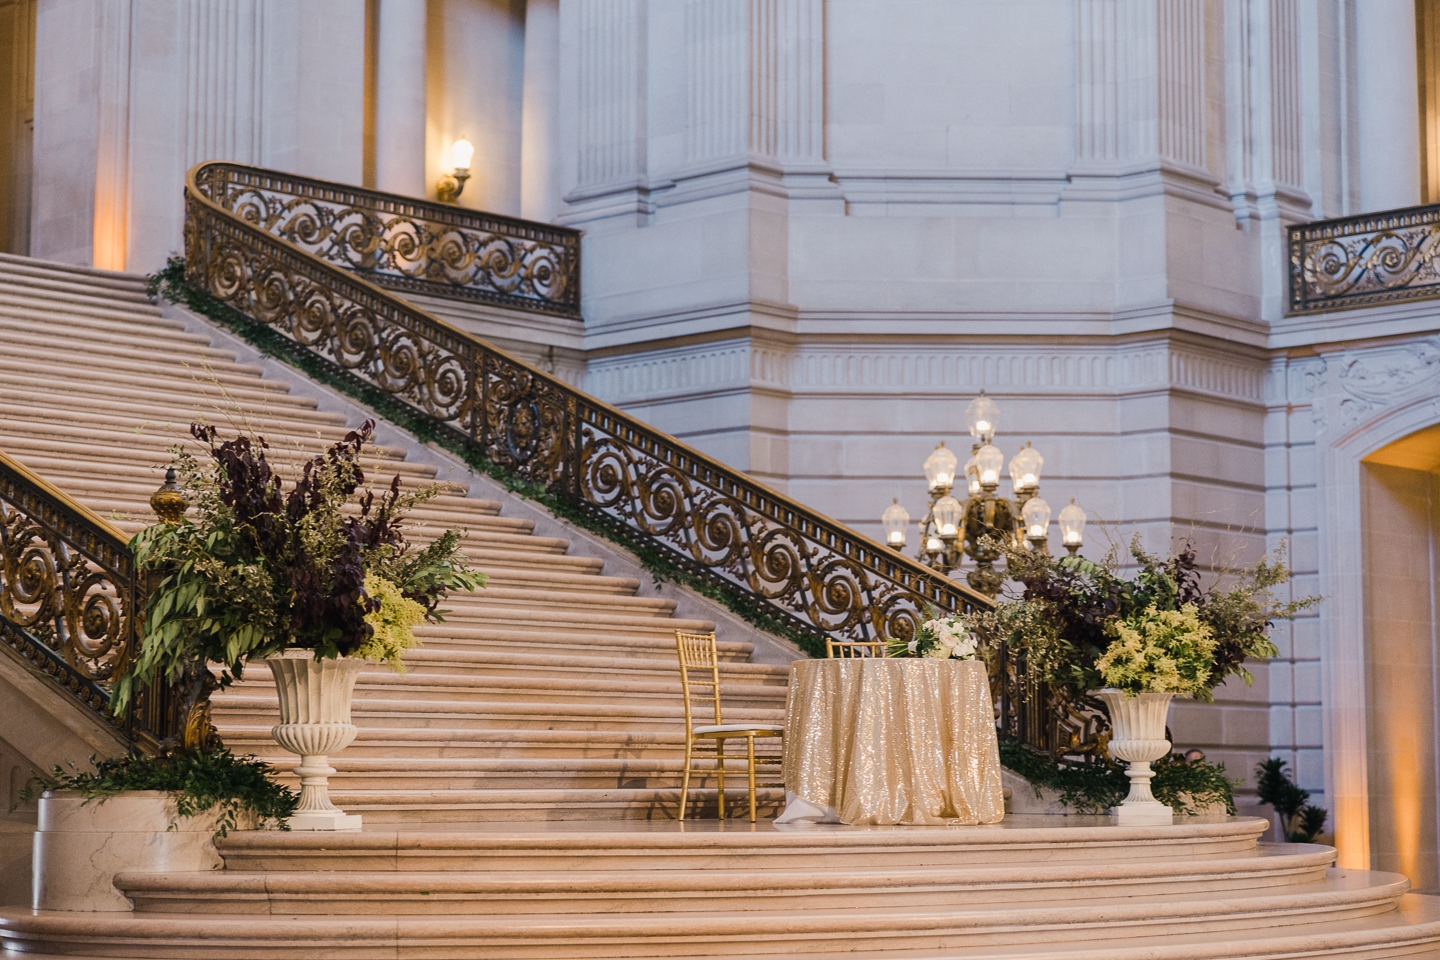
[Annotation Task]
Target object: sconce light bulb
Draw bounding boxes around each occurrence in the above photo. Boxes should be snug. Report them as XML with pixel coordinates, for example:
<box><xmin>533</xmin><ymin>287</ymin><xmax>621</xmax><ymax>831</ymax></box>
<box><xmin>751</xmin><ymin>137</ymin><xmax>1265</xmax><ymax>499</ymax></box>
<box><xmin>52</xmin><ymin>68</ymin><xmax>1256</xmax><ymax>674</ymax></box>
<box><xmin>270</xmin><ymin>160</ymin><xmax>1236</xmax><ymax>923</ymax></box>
<box><xmin>450</xmin><ymin>137</ymin><xmax>475</xmax><ymax>172</ymax></box>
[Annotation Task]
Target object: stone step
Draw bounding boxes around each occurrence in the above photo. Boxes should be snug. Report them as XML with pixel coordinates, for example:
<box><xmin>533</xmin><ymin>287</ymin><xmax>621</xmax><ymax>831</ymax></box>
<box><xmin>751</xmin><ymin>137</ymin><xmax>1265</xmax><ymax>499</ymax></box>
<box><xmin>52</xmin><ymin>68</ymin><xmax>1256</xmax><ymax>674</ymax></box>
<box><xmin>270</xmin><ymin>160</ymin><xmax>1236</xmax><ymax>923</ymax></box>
<box><xmin>0</xmin><ymin>366</ymin><xmax>321</xmax><ymax>411</ymax></box>
<box><xmin>396</xmin><ymin>646</ymin><xmax>788</xmax><ymax>681</ymax></box>
<box><xmin>0</xmin><ymin>251</ymin><xmax>153</xmax><ymax>293</ymax></box>
<box><xmin>0</xmin><ymin>283</ymin><xmax>164</xmax><ymax>314</ymax></box>
<box><xmin>243</xmin><ymin>755</ymin><xmax>779</xmax><ymax>790</ymax></box>
<box><xmin>0</xmin><ymin>316</ymin><xmax>241</xmax><ymax>362</ymax></box>
<box><xmin>1</xmin><ymin>340</ymin><xmax>277</xmax><ymax>391</ymax></box>
<box><xmin>480</xmin><ymin>566</ymin><xmax>640</xmax><ymax>595</ymax></box>
<box><xmin>115</xmin><ymin>845</ymin><xmax>1338</xmax><ymax>915</ymax></box>
<box><xmin>226</xmin><ymin>662</ymin><xmax>785</xmax><ymax>707</ymax></box>
<box><xmin>209</xmin><ymin>694</ymin><xmax>784</xmax><ymax>732</ymax></box>
<box><xmin>0</xmin><ymin>385</ymin><xmax>352</xmax><ymax>431</ymax></box>
<box><xmin>215</xmin><ymin>819</ymin><xmax>1273</xmax><ymax>872</ymax></box>
<box><xmin>0</xmin><ymin>393</ymin><xmax>351</xmax><ymax>434</ymax></box>
<box><xmin>215</xmin><ymin>726</ymin><xmax>703</xmax><ymax>759</ymax></box>
<box><xmin>0</xmin><ymin>867</ymin><xmax>1409</xmax><ymax>959</ymax></box>
<box><xmin>0</xmin><ymin>427</ymin><xmax>420</xmax><ymax>468</ymax></box>
<box><xmin>0</xmin><ymin>301</ymin><xmax>207</xmax><ymax>343</ymax></box>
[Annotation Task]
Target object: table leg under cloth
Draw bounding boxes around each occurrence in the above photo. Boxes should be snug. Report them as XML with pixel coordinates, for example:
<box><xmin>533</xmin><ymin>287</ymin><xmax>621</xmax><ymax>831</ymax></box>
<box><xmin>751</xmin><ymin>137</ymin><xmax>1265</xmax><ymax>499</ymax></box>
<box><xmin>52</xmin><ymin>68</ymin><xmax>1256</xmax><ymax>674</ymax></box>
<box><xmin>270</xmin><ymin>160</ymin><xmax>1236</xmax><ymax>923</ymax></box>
<box><xmin>777</xmin><ymin>658</ymin><xmax>1006</xmax><ymax>826</ymax></box>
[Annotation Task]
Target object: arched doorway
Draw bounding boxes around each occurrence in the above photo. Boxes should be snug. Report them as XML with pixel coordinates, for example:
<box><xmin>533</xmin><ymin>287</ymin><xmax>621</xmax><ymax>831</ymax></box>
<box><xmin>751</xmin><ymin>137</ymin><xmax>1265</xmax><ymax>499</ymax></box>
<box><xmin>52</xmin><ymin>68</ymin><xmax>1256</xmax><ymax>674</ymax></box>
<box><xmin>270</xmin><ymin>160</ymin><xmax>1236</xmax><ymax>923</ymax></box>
<box><xmin>1361</xmin><ymin>423</ymin><xmax>1440</xmax><ymax>891</ymax></box>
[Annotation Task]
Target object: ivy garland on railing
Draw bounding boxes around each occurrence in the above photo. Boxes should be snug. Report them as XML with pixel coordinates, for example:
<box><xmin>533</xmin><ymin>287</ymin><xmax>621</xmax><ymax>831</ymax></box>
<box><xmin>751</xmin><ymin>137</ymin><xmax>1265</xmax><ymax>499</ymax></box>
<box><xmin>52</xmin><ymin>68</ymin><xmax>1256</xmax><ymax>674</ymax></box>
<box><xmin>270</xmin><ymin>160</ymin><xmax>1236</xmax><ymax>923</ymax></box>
<box><xmin>150</xmin><ymin>258</ymin><xmax>1251</xmax><ymax>816</ymax></box>
<box><xmin>147</xmin><ymin>259</ymin><xmax>830</xmax><ymax>660</ymax></box>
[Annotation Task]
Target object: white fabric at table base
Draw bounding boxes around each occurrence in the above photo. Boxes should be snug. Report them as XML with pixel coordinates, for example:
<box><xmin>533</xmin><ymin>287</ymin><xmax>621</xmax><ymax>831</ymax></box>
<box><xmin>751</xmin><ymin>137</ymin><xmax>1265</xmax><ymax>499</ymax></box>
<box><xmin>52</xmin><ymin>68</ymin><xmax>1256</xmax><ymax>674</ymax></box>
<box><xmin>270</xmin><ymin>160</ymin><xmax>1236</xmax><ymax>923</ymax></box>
<box><xmin>773</xmin><ymin>790</ymin><xmax>842</xmax><ymax>824</ymax></box>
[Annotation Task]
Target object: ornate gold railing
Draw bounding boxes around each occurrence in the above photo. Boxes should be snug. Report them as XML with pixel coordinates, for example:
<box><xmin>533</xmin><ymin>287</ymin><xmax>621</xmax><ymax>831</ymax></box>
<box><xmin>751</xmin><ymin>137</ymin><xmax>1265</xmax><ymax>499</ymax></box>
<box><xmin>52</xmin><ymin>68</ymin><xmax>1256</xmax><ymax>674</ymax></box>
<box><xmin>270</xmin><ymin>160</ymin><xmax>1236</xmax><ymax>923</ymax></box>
<box><xmin>1288</xmin><ymin>202</ymin><xmax>1440</xmax><ymax>313</ymax></box>
<box><xmin>183</xmin><ymin>161</ymin><xmax>1088</xmax><ymax>756</ymax></box>
<box><xmin>191</xmin><ymin>163</ymin><xmax>580</xmax><ymax>318</ymax></box>
<box><xmin>0</xmin><ymin>450</ymin><xmax>175</xmax><ymax>751</ymax></box>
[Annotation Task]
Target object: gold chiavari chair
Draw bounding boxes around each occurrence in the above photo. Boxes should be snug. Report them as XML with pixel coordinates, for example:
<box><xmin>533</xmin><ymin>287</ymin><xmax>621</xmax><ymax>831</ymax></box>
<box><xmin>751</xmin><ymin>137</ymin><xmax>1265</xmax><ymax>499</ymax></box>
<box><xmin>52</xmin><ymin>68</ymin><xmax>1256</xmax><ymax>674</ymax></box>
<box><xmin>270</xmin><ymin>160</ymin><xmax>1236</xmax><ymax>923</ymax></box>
<box><xmin>675</xmin><ymin>630</ymin><xmax>784</xmax><ymax>822</ymax></box>
<box><xmin>825</xmin><ymin>639</ymin><xmax>888</xmax><ymax>658</ymax></box>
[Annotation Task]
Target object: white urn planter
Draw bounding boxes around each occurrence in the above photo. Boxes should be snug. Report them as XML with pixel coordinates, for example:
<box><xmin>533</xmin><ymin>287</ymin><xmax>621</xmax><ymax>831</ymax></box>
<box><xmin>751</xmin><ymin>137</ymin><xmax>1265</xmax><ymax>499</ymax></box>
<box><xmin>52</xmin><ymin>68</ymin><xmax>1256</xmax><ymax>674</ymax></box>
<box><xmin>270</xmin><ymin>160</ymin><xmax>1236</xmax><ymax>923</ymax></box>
<box><xmin>32</xmin><ymin>791</ymin><xmax>241</xmax><ymax>911</ymax></box>
<box><xmin>265</xmin><ymin>649</ymin><xmax>364</xmax><ymax>830</ymax></box>
<box><xmin>1095</xmin><ymin>689</ymin><xmax>1178</xmax><ymax>825</ymax></box>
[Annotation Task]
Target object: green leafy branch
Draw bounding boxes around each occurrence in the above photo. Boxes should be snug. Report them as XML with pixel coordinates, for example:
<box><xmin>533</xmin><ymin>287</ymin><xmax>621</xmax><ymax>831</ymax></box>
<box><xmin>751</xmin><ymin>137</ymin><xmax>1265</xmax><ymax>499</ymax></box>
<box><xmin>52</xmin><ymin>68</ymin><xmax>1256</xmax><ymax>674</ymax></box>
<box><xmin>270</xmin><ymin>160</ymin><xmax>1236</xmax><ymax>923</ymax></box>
<box><xmin>17</xmin><ymin>748</ymin><xmax>298</xmax><ymax>838</ymax></box>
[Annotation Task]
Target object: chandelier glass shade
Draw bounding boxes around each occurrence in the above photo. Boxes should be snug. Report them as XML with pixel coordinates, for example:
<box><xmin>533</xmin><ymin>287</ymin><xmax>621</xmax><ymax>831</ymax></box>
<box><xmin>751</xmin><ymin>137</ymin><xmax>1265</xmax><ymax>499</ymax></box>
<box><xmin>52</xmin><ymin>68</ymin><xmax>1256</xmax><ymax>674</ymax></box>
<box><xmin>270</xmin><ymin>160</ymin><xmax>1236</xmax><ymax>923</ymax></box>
<box><xmin>882</xmin><ymin>394</ymin><xmax>1087</xmax><ymax>596</ymax></box>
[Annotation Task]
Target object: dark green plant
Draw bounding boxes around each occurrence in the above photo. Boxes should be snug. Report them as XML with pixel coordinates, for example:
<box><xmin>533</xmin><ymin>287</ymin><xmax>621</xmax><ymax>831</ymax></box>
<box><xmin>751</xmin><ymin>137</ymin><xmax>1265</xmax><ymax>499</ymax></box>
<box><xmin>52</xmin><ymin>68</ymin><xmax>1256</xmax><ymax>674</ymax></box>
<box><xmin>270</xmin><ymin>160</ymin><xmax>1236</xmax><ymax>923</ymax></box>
<box><xmin>114</xmin><ymin>419</ymin><xmax>485</xmax><ymax>712</ymax></box>
<box><xmin>1255</xmin><ymin>757</ymin><xmax>1329</xmax><ymax>842</ymax></box>
<box><xmin>148</xmin><ymin>258</ymin><xmax>832</xmax><ymax>658</ymax></box>
<box><xmin>999</xmin><ymin>738</ymin><xmax>1238</xmax><ymax>816</ymax></box>
<box><xmin>17</xmin><ymin>747</ymin><xmax>298</xmax><ymax>837</ymax></box>
<box><xmin>986</xmin><ymin>540</ymin><xmax>1321</xmax><ymax>704</ymax></box>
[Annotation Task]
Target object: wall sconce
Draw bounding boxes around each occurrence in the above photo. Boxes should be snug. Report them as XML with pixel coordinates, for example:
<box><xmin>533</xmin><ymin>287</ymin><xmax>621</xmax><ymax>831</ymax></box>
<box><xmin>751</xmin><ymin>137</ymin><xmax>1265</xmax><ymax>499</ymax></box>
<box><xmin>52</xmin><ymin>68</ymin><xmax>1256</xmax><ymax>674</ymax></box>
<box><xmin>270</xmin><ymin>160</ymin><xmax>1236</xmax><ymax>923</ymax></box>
<box><xmin>436</xmin><ymin>137</ymin><xmax>474</xmax><ymax>203</ymax></box>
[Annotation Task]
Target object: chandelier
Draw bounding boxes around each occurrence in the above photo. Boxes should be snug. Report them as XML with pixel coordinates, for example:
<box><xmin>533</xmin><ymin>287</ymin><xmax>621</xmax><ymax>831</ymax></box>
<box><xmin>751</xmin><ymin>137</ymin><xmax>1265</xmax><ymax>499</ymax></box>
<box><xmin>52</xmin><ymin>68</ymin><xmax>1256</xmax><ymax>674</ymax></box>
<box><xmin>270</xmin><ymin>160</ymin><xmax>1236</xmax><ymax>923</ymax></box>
<box><xmin>880</xmin><ymin>392</ymin><xmax>1086</xmax><ymax>596</ymax></box>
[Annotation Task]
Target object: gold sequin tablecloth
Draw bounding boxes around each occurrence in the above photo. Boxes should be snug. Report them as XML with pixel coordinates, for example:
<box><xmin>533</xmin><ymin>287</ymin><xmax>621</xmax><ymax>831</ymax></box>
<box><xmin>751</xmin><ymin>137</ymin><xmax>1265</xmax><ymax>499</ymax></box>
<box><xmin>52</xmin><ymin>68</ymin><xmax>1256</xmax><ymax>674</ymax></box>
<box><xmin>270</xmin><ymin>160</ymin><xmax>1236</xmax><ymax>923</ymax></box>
<box><xmin>778</xmin><ymin>658</ymin><xmax>1005</xmax><ymax>826</ymax></box>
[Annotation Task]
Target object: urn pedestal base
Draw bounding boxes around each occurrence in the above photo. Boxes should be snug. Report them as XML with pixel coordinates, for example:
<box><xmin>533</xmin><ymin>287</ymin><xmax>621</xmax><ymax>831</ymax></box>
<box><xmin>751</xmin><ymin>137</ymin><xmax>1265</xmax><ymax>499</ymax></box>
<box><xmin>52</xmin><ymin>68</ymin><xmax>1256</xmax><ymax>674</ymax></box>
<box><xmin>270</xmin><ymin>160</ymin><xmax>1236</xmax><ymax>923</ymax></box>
<box><xmin>1095</xmin><ymin>689</ymin><xmax>1179</xmax><ymax>827</ymax></box>
<box><xmin>265</xmin><ymin>651</ymin><xmax>365</xmax><ymax>832</ymax></box>
<box><xmin>287</xmin><ymin>809</ymin><xmax>363</xmax><ymax>830</ymax></box>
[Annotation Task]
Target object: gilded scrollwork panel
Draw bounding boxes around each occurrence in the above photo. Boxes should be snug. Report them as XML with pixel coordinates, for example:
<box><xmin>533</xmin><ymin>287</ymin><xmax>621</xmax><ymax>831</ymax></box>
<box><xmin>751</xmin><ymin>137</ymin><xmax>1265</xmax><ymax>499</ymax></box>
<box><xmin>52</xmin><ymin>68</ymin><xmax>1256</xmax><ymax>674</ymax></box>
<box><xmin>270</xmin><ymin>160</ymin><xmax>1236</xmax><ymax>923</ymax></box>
<box><xmin>1290</xmin><ymin>207</ymin><xmax>1440</xmax><ymax>313</ymax></box>
<box><xmin>0</xmin><ymin>471</ymin><xmax>135</xmax><ymax>713</ymax></box>
<box><xmin>196</xmin><ymin>165</ymin><xmax>578</xmax><ymax>316</ymax></box>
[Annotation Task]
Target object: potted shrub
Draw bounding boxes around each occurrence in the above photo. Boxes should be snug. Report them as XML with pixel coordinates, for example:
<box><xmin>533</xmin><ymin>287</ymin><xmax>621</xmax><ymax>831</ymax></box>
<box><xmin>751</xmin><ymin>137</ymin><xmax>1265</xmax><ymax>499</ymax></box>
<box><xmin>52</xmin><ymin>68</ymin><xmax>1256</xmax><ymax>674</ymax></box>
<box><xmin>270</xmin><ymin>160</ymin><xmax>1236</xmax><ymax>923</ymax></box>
<box><xmin>985</xmin><ymin>540</ymin><xmax>1319</xmax><ymax>824</ymax></box>
<box><xmin>113</xmin><ymin>420</ymin><xmax>485</xmax><ymax>829</ymax></box>
<box><xmin>22</xmin><ymin>748</ymin><xmax>295</xmax><ymax>911</ymax></box>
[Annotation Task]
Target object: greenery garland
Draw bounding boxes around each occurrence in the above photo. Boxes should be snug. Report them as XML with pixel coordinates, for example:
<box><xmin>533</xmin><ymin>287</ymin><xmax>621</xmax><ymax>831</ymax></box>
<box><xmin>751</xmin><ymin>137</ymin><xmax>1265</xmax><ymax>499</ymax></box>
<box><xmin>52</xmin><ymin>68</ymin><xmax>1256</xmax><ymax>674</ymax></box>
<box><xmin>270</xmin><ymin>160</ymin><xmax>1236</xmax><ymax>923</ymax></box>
<box><xmin>149</xmin><ymin>261</ymin><xmax>1246</xmax><ymax>817</ymax></box>
<box><xmin>18</xmin><ymin>748</ymin><xmax>298</xmax><ymax>837</ymax></box>
<box><xmin>147</xmin><ymin>259</ymin><xmax>830</xmax><ymax>660</ymax></box>
<box><xmin>998</xmin><ymin>738</ymin><xmax>1238</xmax><ymax>816</ymax></box>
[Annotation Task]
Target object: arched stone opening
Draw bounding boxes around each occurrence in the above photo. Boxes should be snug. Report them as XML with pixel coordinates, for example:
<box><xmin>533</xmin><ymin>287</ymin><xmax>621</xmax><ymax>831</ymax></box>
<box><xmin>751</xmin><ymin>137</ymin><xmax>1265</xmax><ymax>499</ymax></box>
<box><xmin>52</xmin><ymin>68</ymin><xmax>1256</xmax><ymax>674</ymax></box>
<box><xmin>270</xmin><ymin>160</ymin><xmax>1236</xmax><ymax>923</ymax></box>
<box><xmin>1360</xmin><ymin>424</ymin><xmax>1440</xmax><ymax>891</ymax></box>
<box><xmin>1316</xmin><ymin>381</ymin><xmax>1440</xmax><ymax>877</ymax></box>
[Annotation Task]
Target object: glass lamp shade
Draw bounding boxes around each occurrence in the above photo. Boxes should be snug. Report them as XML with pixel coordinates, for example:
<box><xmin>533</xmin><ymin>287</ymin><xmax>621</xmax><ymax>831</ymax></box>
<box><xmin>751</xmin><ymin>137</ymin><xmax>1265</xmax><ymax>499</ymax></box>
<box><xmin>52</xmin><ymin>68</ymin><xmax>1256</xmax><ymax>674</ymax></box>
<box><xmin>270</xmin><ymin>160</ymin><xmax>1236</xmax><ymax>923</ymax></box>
<box><xmin>881</xmin><ymin>498</ymin><xmax>910</xmax><ymax>547</ymax></box>
<box><xmin>966</xmin><ymin>393</ymin><xmax>1000</xmax><ymax>443</ymax></box>
<box><xmin>450</xmin><ymin>137</ymin><xmax>475</xmax><ymax>171</ymax></box>
<box><xmin>1058</xmin><ymin>498</ymin><xmax>1086</xmax><ymax>546</ymax></box>
<box><xmin>1022</xmin><ymin>496</ymin><xmax>1051</xmax><ymax>539</ymax></box>
<box><xmin>964</xmin><ymin>455</ymin><xmax>981</xmax><ymax>496</ymax></box>
<box><xmin>974</xmin><ymin>444</ymin><xmax>1004</xmax><ymax>488</ymax></box>
<box><xmin>933</xmin><ymin>496</ymin><xmax>963</xmax><ymax>537</ymax></box>
<box><xmin>923</xmin><ymin>442</ymin><xmax>958</xmax><ymax>492</ymax></box>
<box><xmin>1008</xmin><ymin>442</ymin><xmax>1043</xmax><ymax>495</ymax></box>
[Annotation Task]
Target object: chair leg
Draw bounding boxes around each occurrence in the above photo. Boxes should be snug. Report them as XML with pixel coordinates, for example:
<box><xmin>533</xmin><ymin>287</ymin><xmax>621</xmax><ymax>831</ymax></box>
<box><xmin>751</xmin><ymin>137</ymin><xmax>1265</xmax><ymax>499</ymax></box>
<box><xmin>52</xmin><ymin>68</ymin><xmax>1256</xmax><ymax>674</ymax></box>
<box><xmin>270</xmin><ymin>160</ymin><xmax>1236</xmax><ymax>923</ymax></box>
<box><xmin>747</xmin><ymin>735</ymin><xmax>757</xmax><ymax>823</ymax></box>
<box><xmin>679</xmin><ymin>736</ymin><xmax>693</xmax><ymax>821</ymax></box>
<box><xmin>715</xmin><ymin>739</ymin><xmax>726</xmax><ymax>820</ymax></box>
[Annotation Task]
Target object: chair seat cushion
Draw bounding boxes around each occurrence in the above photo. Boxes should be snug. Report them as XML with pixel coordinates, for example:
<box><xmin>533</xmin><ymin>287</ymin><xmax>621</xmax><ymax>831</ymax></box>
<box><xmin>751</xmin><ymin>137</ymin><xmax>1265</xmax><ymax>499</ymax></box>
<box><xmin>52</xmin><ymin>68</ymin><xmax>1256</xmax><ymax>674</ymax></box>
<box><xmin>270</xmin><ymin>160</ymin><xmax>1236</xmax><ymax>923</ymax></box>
<box><xmin>693</xmin><ymin>723</ymin><xmax>785</xmax><ymax>735</ymax></box>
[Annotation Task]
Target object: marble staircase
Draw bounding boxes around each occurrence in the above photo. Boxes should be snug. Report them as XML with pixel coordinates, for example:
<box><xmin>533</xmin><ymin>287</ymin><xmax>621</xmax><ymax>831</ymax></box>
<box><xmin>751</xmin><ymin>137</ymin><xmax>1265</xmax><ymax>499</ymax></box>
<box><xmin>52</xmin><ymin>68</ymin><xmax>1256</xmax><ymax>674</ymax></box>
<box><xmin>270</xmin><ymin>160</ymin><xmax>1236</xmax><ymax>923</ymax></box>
<box><xmin>3</xmin><ymin>253</ymin><xmax>1440</xmax><ymax>959</ymax></box>
<box><xmin>0</xmin><ymin>252</ymin><xmax>787</xmax><ymax>823</ymax></box>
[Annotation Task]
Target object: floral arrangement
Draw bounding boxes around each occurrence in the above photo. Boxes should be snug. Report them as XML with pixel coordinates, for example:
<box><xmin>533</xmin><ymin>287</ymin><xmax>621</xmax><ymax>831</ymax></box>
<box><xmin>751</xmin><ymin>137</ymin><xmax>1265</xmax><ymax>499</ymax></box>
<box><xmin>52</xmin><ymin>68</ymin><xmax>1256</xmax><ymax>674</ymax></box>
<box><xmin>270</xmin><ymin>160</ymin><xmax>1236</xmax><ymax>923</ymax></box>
<box><xmin>888</xmin><ymin>611</ymin><xmax>980</xmax><ymax>660</ymax></box>
<box><xmin>112</xmin><ymin>420</ymin><xmax>486</xmax><ymax>711</ymax></box>
<box><xmin>983</xmin><ymin>539</ymin><xmax>1319</xmax><ymax>702</ymax></box>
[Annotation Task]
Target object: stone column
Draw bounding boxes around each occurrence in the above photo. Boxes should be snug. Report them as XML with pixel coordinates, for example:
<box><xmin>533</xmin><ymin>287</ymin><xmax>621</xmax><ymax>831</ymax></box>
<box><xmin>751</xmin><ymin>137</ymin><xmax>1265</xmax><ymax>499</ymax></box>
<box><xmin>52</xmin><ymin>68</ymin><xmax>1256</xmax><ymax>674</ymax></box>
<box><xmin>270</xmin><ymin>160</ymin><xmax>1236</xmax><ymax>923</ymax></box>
<box><xmin>374</xmin><ymin>0</ymin><xmax>427</xmax><ymax>197</ymax></box>
<box><xmin>520</xmin><ymin>0</ymin><xmax>560</xmax><ymax>222</ymax></box>
<box><xmin>1356</xmin><ymin>0</ymin><xmax>1422</xmax><ymax>212</ymax></box>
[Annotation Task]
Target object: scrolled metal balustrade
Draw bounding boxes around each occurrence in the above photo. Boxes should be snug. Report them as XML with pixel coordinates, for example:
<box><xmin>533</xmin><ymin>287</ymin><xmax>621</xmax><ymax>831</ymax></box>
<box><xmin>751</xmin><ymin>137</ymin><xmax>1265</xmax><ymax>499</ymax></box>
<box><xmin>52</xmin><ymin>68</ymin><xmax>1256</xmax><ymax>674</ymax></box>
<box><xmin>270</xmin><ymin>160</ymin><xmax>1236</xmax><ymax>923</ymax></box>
<box><xmin>1289</xmin><ymin>202</ymin><xmax>1440</xmax><ymax>314</ymax></box>
<box><xmin>184</xmin><ymin>161</ymin><xmax>1096</xmax><ymax>757</ymax></box>
<box><xmin>191</xmin><ymin>163</ymin><xmax>580</xmax><ymax>317</ymax></box>
<box><xmin>0</xmin><ymin>449</ymin><xmax>174</xmax><ymax>751</ymax></box>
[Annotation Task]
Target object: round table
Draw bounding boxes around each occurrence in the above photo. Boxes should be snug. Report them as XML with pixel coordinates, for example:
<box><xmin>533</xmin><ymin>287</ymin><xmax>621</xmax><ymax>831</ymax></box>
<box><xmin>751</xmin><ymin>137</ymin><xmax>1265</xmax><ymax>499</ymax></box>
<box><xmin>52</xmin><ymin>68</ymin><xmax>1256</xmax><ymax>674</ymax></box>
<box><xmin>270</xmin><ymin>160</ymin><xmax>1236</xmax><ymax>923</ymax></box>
<box><xmin>777</xmin><ymin>658</ymin><xmax>1005</xmax><ymax>826</ymax></box>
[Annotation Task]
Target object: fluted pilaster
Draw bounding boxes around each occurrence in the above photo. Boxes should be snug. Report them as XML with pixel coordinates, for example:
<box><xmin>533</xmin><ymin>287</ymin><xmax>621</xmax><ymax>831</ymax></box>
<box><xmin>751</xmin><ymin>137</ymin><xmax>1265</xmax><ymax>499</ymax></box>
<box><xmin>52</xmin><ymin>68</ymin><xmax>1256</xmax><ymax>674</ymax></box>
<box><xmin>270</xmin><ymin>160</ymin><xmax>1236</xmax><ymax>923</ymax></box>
<box><xmin>575</xmin><ymin>0</ymin><xmax>645</xmax><ymax>191</ymax></box>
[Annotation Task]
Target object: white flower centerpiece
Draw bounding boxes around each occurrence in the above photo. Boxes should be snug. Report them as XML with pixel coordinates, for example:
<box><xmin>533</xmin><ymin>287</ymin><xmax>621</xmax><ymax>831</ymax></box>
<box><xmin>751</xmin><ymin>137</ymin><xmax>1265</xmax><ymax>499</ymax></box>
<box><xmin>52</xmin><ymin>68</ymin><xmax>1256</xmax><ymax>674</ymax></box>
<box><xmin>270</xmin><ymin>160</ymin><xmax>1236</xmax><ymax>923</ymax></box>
<box><xmin>888</xmin><ymin>611</ymin><xmax>981</xmax><ymax>660</ymax></box>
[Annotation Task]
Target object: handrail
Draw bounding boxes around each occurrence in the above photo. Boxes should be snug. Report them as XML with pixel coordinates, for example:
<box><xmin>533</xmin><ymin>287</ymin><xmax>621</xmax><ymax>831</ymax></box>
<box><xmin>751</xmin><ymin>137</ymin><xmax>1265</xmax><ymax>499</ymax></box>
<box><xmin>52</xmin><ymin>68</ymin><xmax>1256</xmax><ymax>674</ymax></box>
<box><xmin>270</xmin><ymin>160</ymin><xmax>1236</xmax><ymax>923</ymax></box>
<box><xmin>191</xmin><ymin>164</ymin><xmax>580</xmax><ymax>317</ymax></box>
<box><xmin>1288</xmin><ymin>201</ymin><xmax>1440</xmax><ymax>314</ymax></box>
<box><xmin>183</xmin><ymin>161</ymin><xmax>1094</xmax><ymax>756</ymax></box>
<box><xmin>0</xmin><ymin>448</ymin><xmax>173</xmax><ymax>751</ymax></box>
